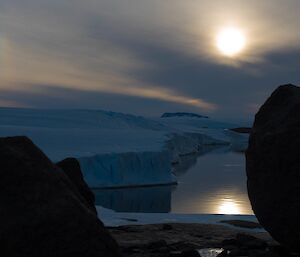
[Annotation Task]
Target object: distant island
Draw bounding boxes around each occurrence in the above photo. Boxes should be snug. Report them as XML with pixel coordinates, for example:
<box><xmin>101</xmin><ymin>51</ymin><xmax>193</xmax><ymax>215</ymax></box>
<box><xmin>161</xmin><ymin>112</ymin><xmax>209</xmax><ymax>119</ymax></box>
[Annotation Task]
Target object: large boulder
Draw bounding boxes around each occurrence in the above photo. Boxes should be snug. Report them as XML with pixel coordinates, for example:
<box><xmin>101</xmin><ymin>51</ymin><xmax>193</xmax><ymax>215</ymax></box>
<box><xmin>0</xmin><ymin>136</ymin><xmax>122</xmax><ymax>257</ymax></box>
<box><xmin>57</xmin><ymin>157</ymin><xmax>97</xmax><ymax>214</ymax></box>
<box><xmin>246</xmin><ymin>84</ymin><xmax>300</xmax><ymax>251</ymax></box>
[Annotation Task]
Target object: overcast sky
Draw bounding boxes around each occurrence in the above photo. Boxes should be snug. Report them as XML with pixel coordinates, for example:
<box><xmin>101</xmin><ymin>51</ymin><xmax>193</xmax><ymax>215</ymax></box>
<box><xmin>0</xmin><ymin>0</ymin><xmax>300</xmax><ymax>120</ymax></box>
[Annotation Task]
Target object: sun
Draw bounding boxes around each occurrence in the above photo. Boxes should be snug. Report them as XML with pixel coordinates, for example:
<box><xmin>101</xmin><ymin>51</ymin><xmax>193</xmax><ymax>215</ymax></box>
<box><xmin>216</xmin><ymin>27</ymin><xmax>246</xmax><ymax>57</ymax></box>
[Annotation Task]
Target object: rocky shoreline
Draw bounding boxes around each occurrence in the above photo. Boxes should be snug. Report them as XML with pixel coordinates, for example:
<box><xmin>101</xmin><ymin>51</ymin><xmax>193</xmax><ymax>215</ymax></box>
<box><xmin>108</xmin><ymin>223</ymin><xmax>294</xmax><ymax>257</ymax></box>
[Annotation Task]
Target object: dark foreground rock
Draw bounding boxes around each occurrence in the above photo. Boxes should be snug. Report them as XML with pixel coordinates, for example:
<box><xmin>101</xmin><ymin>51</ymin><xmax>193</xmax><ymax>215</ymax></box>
<box><xmin>246</xmin><ymin>84</ymin><xmax>300</xmax><ymax>252</ymax></box>
<box><xmin>57</xmin><ymin>157</ymin><xmax>97</xmax><ymax>214</ymax></box>
<box><xmin>0</xmin><ymin>136</ymin><xmax>121</xmax><ymax>257</ymax></box>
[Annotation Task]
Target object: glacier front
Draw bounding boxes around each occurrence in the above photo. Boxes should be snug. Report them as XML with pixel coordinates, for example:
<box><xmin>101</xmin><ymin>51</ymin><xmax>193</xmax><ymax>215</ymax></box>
<box><xmin>79</xmin><ymin>151</ymin><xmax>176</xmax><ymax>188</ymax></box>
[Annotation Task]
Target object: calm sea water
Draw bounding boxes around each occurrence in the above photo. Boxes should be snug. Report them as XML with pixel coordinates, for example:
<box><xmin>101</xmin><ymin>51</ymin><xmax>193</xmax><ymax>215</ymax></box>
<box><xmin>93</xmin><ymin>146</ymin><xmax>253</xmax><ymax>215</ymax></box>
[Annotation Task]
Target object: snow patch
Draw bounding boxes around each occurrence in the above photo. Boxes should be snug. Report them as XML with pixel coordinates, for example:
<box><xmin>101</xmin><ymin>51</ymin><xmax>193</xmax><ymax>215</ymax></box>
<box><xmin>97</xmin><ymin>206</ymin><xmax>260</xmax><ymax>230</ymax></box>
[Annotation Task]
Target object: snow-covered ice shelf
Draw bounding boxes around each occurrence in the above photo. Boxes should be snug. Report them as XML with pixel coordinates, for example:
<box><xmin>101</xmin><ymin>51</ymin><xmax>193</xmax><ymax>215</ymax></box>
<box><xmin>0</xmin><ymin>108</ymin><xmax>247</xmax><ymax>188</ymax></box>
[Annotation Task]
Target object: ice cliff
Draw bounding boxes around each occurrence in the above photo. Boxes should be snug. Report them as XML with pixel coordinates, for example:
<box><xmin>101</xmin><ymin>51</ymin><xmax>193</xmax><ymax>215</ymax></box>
<box><xmin>79</xmin><ymin>151</ymin><xmax>175</xmax><ymax>188</ymax></box>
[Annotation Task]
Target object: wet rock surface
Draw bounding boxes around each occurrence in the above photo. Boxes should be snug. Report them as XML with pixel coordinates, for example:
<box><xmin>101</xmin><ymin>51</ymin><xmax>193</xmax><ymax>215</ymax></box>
<box><xmin>220</xmin><ymin>220</ymin><xmax>262</xmax><ymax>229</ymax></box>
<box><xmin>246</xmin><ymin>84</ymin><xmax>300</xmax><ymax>252</ymax></box>
<box><xmin>0</xmin><ymin>136</ymin><xmax>121</xmax><ymax>257</ymax></box>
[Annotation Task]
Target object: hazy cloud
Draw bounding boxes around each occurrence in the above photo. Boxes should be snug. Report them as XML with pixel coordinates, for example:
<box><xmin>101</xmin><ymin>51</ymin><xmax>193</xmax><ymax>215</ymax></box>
<box><xmin>0</xmin><ymin>0</ymin><xmax>300</xmax><ymax>119</ymax></box>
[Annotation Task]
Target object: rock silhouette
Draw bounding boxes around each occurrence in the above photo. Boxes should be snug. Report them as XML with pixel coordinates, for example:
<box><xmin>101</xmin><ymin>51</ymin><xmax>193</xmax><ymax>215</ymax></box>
<box><xmin>0</xmin><ymin>136</ymin><xmax>122</xmax><ymax>257</ymax></box>
<box><xmin>57</xmin><ymin>157</ymin><xmax>97</xmax><ymax>214</ymax></box>
<box><xmin>246</xmin><ymin>84</ymin><xmax>300</xmax><ymax>252</ymax></box>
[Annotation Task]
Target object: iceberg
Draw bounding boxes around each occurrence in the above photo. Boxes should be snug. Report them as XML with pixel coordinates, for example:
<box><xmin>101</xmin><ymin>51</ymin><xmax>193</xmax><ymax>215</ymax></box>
<box><xmin>223</xmin><ymin>129</ymin><xmax>249</xmax><ymax>152</ymax></box>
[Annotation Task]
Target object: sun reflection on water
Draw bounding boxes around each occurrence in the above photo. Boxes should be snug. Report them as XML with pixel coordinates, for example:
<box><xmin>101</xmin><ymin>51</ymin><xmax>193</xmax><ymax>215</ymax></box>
<box><xmin>217</xmin><ymin>198</ymin><xmax>241</xmax><ymax>215</ymax></box>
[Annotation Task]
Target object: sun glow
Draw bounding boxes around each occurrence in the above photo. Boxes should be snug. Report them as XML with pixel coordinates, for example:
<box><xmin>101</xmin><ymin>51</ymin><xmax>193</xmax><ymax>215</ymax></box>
<box><xmin>216</xmin><ymin>27</ymin><xmax>246</xmax><ymax>57</ymax></box>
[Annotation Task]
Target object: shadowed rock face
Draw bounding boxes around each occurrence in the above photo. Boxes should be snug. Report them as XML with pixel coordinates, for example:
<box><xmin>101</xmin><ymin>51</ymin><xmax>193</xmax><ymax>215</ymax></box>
<box><xmin>246</xmin><ymin>84</ymin><xmax>300</xmax><ymax>252</ymax></box>
<box><xmin>57</xmin><ymin>157</ymin><xmax>97</xmax><ymax>214</ymax></box>
<box><xmin>0</xmin><ymin>136</ymin><xmax>122</xmax><ymax>257</ymax></box>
